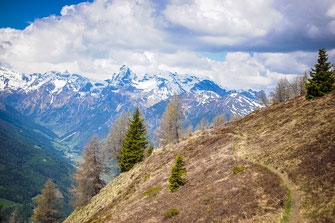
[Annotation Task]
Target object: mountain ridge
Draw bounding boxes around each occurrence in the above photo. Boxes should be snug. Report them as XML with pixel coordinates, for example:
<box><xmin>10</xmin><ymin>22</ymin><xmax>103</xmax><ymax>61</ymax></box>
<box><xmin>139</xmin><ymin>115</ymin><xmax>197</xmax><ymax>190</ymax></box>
<box><xmin>0</xmin><ymin>66</ymin><xmax>262</xmax><ymax>158</ymax></box>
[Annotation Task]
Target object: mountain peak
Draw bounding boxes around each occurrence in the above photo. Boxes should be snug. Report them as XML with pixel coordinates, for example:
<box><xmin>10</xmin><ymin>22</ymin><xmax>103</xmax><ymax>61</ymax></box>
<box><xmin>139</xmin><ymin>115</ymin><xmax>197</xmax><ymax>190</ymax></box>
<box><xmin>110</xmin><ymin>65</ymin><xmax>137</xmax><ymax>87</ymax></box>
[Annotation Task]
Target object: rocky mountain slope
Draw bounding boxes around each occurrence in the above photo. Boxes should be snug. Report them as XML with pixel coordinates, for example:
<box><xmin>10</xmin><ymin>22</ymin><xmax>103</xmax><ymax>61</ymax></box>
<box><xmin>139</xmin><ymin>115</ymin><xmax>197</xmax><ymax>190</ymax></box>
<box><xmin>0</xmin><ymin>66</ymin><xmax>261</xmax><ymax>157</ymax></box>
<box><xmin>64</xmin><ymin>90</ymin><xmax>335</xmax><ymax>223</ymax></box>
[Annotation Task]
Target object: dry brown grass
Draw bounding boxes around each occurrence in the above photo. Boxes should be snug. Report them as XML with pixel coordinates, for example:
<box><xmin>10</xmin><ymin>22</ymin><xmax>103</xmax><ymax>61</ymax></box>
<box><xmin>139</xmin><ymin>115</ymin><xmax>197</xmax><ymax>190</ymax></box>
<box><xmin>65</xmin><ymin>91</ymin><xmax>335</xmax><ymax>223</ymax></box>
<box><xmin>234</xmin><ymin>91</ymin><xmax>335</xmax><ymax>222</ymax></box>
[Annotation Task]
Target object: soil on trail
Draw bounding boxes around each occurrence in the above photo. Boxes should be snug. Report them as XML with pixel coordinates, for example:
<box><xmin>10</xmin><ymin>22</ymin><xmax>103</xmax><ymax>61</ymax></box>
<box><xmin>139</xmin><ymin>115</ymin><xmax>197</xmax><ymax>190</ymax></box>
<box><xmin>235</xmin><ymin>135</ymin><xmax>303</xmax><ymax>223</ymax></box>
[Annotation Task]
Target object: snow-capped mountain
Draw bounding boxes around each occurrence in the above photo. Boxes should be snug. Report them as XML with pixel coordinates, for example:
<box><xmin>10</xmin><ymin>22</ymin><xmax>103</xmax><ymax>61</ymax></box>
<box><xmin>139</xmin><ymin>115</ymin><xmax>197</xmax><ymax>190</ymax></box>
<box><xmin>0</xmin><ymin>65</ymin><xmax>261</xmax><ymax>157</ymax></box>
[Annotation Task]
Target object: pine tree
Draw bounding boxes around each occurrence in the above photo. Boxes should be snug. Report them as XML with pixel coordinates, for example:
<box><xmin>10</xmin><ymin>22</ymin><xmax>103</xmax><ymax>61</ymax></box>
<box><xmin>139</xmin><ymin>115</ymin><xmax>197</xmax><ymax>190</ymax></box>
<box><xmin>155</xmin><ymin>95</ymin><xmax>184</xmax><ymax>147</ymax></box>
<box><xmin>306</xmin><ymin>48</ymin><xmax>334</xmax><ymax>99</ymax></box>
<box><xmin>70</xmin><ymin>135</ymin><xmax>106</xmax><ymax>207</ymax></box>
<box><xmin>32</xmin><ymin>178</ymin><xmax>63</xmax><ymax>223</ymax></box>
<box><xmin>119</xmin><ymin>107</ymin><xmax>148</xmax><ymax>172</ymax></box>
<box><xmin>169</xmin><ymin>153</ymin><xmax>187</xmax><ymax>192</ymax></box>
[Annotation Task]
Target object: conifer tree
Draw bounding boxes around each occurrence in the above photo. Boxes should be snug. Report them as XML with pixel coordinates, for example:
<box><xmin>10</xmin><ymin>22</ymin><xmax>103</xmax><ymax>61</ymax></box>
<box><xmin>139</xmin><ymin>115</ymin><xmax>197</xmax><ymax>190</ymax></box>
<box><xmin>105</xmin><ymin>111</ymin><xmax>131</xmax><ymax>165</ymax></box>
<box><xmin>156</xmin><ymin>95</ymin><xmax>184</xmax><ymax>147</ymax></box>
<box><xmin>306</xmin><ymin>48</ymin><xmax>334</xmax><ymax>99</ymax></box>
<box><xmin>32</xmin><ymin>178</ymin><xmax>63</xmax><ymax>223</ymax></box>
<box><xmin>169</xmin><ymin>153</ymin><xmax>187</xmax><ymax>192</ymax></box>
<box><xmin>119</xmin><ymin>107</ymin><xmax>148</xmax><ymax>172</ymax></box>
<box><xmin>70</xmin><ymin>135</ymin><xmax>106</xmax><ymax>207</ymax></box>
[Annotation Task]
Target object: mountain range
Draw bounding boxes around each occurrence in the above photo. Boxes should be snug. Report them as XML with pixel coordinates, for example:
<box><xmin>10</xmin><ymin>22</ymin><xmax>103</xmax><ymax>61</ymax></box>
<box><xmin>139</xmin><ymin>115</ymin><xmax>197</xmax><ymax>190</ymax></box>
<box><xmin>0</xmin><ymin>65</ymin><xmax>261</xmax><ymax>158</ymax></box>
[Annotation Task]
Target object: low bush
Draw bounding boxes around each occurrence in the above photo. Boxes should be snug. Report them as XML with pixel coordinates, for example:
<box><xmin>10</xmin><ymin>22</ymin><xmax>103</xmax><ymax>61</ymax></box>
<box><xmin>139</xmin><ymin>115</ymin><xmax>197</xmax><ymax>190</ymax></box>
<box><xmin>163</xmin><ymin>208</ymin><xmax>179</xmax><ymax>219</ymax></box>
<box><xmin>141</xmin><ymin>186</ymin><xmax>161</xmax><ymax>198</ymax></box>
<box><xmin>233</xmin><ymin>166</ymin><xmax>245</xmax><ymax>174</ymax></box>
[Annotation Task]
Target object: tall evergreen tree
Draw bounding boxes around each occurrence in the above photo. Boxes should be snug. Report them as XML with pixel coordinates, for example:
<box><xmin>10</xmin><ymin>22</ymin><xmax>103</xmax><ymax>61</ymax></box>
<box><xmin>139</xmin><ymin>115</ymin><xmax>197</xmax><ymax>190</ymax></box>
<box><xmin>70</xmin><ymin>135</ymin><xmax>106</xmax><ymax>207</ymax></box>
<box><xmin>119</xmin><ymin>107</ymin><xmax>148</xmax><ymax>172</ymax></box>
<box><xmin>32</xmin><ymin>178</ymin><xmax>63</xmax><ymax>223</ymax></box>
<box><xmin>306</xmin><ymin>48</ymin><xmax>334</xmax><ymax>99</ymax></box>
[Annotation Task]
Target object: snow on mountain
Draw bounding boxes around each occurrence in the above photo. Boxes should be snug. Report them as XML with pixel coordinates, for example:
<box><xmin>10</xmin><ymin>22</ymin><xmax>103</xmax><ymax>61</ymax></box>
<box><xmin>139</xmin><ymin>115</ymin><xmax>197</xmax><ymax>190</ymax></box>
<box><xmin>0</xmin><ymin>65</ymin><xmax>262</xmax><ymax>156</ymax></box>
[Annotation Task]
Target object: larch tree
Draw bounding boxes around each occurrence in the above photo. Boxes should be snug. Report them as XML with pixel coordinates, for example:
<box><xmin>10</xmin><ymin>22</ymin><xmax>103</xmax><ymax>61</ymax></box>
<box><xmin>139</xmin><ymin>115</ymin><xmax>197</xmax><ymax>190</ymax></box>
<box><xmin>32</xmin><ymin>178</ymin><xmax>63</xmax><ymax>223</ymax></box>
<box><xmin>118</xmin><ymin>107</ymin><xmax>148</xmax><ymax>172</ymax></box>
<box><xmin>105</xmin><ymin>111</ymin><xmax>131</xmax><ymax>166</ymax></box>
<box><xmin>212</xmin><ymin>114</ymin><xmax>226</xmax><ymax>127</ymax></box>
<box><xmin>8</xmin><ymin>207</ymin><xmax>20</xmax><ymax>223</ymax></box>
<box><xmin>184</xmin><ymin>125</ymin><xmax>193</xmax><ymax>138</ymax></box>
<box><xmin>271</xmin><ymin>78</ymin><xmax>290</xmax><ymax>103</ymax></box>
<box><xmin>70</xmin><ymin>135</ymin><xmax>106</xmax><ymax>207</ymax></box>
<box><xmin>195</xmin><ymin>117</ymin><xmax>209</xmax><ymax>131</ymax></box>
<box><xmin>156</xmin><ymin>95</ymin><xmax>184</xmax><ymax>147</ymax></box>
<box><xmin>258</xmin><ymin>90</ymin><xmax>269</xmax><ymax>107</ymax></box>
<box><xmin>298</xmin><ymin>72</ymin><xmax>309</xmax><ymax>95</ymax></box>
<box><xmin>306</xmin><ymin>48</ymin><xmax>334</xmax><ymax>99</ymax></box>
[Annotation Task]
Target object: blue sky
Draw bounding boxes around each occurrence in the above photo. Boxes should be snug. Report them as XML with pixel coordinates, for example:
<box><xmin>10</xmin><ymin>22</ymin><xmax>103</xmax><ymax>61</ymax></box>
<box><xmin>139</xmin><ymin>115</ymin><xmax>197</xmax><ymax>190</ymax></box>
<box><xmin>0</xmin><ymin>0</ymin><xmax>92</xmax><ymax>29</ymax></box>
<box><xmin>0</xmin><ymin>0</ymin><xmax>335</xmax><ymax>90</ymax></box>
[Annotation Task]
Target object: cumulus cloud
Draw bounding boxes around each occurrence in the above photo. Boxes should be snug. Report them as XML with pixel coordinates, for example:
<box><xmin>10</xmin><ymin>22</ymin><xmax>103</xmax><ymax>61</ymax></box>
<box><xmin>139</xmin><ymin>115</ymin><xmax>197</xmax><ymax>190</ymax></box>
<box><xmin>0</xmin><ymin>0</ymin><xmax>334</xmax><ymax>90</ymax></box>
<box><xmin>163</xmin><ymin>0</ymin><xmax>282</xmax><ymax>42</ymax></box>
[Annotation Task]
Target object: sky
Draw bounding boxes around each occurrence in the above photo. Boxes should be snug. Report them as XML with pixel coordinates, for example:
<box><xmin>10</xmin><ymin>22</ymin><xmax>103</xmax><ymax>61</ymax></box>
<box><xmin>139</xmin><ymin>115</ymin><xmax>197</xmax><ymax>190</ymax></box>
<box><xmin>0</xmin><ymin>0</ymin><xmax>335</xmax><ymax>90</ymax></box>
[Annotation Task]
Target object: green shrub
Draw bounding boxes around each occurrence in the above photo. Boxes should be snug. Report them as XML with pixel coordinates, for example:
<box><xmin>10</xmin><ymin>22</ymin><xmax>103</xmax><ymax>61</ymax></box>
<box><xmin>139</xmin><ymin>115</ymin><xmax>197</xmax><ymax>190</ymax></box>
<box><xmin>169</xmin><ymin>153</ymin><xmax>187</xmax><ymax>192</ymax></box>
<box><xmin>233</xmin><ymin>166</ymin><xmax>245</xmax><ymax>174</ymax></box>
<box><xmin>145</xmin><ymin>145</ymin><xmax>154</xmax><ymax>158</ymax></box>
<box><xmin>251</xmin><ymin>109</ymin><xmax>259</xmax><ymax>114</ymax></box>
<box><xmin>272</xmin><ymin>102</ymin><xmax>279</xmax><ymax>106</ymax></box>
<box><xmin>163</xmin><ymin>208</ymin><xmax>179</xmax><ymax>219</ymax></box>
<box><xmin>141</xmin><ymin>186</ymin><xmax>161</xmax><ymax>198</ymax></box>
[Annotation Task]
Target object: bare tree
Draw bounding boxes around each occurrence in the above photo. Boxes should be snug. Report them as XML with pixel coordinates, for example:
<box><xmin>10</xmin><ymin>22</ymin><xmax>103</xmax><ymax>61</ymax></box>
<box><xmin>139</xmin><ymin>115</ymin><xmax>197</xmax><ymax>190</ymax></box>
<box><xmin>8</xmin><ymin>207</ymin><xmax>20</xmax><ymax>223</ymax></box>
<box><xmin>288</xmin><ymin>76</ymin><xmax>300</xmax><ymax>98</ymax></box>
<box><xmin>258</xmin><ymin>90</ymin><xmax>269</xmax><ymax>107</ymax></box>
<box><xmin>184</xmin><ymin>125</ymin><xmax>193</xmax><ymax>138</ymax></box>
<box><xmin>212</xmin><ymin>114</ymin><xmax>226</xmax><ymax>127</ymax></box>
<box><xmin>195</xmin><ymin>118</ymin><xmax>209</xmax><ymax>131</ymax></box>
<box><xmin>155</xmin><ymin>95</ymin><xmax>184</xmax><ymax>147</ymax></box>
<box><xmin>70</xmin><ymin>135</ymin><xmax>106</xmax><ymax>207</ymax></box>
<box><xmin>230</xmin><ymin>113</ymin><xmax>242</xmax><ymax>121</ymax></box>
<box><xmin>271</xmin><ymin>78</ymin><xmax>290</xmax><ymax>103</ymax></box>
<box><xmin>298</xmin><ymin>72</ymin><xmax>308</xmax><ymax>95</ymax></box>
<box><xmin>32</xmin><ymin>179</ymin><xmax>63</xmax><ymax>223</ymax></box>
<box><xmin>104</xmin><ymin>111</ymin><xmax>131</xmax><ymax>165</ymax></box>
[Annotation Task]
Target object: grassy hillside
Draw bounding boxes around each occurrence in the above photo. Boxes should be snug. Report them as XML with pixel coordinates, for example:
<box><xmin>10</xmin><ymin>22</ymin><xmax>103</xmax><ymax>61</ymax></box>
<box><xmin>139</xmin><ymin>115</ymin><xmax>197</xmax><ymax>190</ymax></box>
<box><xmin>0</xmin><ymin>104</ymin><xmax>74</xmax><ymax>221</ymax></box>
<box><xmin>64</xmin><ymin>91</ymin><xmax>334</xmax><ymax>223</ymax></box>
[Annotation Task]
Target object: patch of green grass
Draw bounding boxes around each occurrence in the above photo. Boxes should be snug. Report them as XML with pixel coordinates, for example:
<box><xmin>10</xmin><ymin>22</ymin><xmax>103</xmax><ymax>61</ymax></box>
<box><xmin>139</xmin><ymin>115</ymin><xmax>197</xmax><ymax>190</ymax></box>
<box><xmin>163</xmin><ymin>208</ymin><xmax>179</xmax><ymax>219</ymax></box>
<box><xmin>117</xmin><ymin>190</ymin><xmax>122</xmax><ymax>195</ymax></box>
<box><xmin>280</xmin><ymin>185</ymin><xmax>292</xmax><ymax>223</ymax></box>
<box><xmin>251</xmin><ymin>109</ymin><xmax>259</xmax><ymax>114</ymax></box>
<box><xmin>141</xmin><ymin>185</ymin><xmax>161</xmax><ymax>198</ymax></box>
<box><xmin>233</xmin><ymin>166</ymin><xmax>245</xmax><ymax>174</ymax></box>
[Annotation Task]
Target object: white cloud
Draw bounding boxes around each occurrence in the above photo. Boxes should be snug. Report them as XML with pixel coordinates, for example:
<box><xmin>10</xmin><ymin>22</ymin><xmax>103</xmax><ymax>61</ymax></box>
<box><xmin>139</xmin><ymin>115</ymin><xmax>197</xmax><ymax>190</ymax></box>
<box><xmin>0</xmin><ymin>0</ymin><xmax>334</xmax><ymax>91</ymax></box>
<box><xmin>163</xmin><ymin>0</ymin><xmax>282</xmax><ymax>43</ymax></box>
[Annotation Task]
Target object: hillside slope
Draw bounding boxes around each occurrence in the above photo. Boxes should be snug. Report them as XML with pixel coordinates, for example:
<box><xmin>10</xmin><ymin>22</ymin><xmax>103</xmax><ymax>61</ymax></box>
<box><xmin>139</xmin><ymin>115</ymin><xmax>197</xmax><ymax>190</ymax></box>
<box><xmin>0</xmin><ymin>104</ymin><xmax>74</xmax><ymax>221</ymax></box>
<box><xmin>65</xmin><ymin>91</ymin><xmax>335</xmax><ymax>223</ymax></box>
